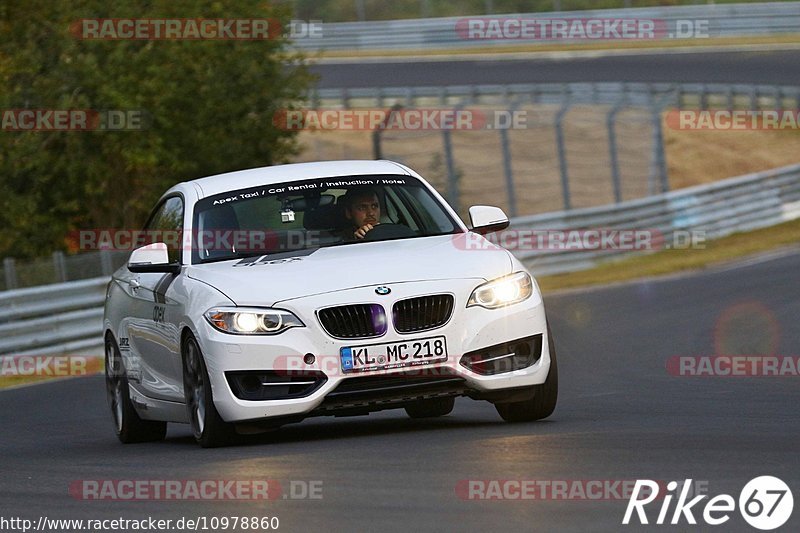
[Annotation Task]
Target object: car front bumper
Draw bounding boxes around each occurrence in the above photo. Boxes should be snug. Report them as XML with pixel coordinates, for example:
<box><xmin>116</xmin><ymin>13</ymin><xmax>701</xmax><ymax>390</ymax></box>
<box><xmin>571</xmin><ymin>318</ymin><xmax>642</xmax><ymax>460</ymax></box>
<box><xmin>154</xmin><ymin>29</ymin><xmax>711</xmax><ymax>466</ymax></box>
<box><xmin>197</xmin><ymin>279</ymin><xmax>551</xmax><ymax>423</ymax></box>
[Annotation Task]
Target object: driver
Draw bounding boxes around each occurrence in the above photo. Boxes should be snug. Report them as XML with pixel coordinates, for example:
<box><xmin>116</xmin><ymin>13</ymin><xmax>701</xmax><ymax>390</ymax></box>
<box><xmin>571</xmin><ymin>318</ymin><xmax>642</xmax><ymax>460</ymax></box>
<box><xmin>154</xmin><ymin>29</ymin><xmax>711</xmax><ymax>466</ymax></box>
<box><xmin>341</xmin><ymin>187</ymin><xmax>381</xmax><ymax>240</ymax></box>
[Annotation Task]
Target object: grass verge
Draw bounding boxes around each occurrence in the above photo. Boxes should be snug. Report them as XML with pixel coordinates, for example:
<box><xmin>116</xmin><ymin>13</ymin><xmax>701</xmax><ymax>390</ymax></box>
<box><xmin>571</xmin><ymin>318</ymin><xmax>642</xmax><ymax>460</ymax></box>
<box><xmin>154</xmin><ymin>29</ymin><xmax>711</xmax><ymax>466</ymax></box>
<box><xmin>0</xmin><ymin>356</ymin><xmax>104</xmax><ymax>390</ymax></box>
<box><xmin>537</xmin><ymin>217</ymin><xmax>800</xmax><ymax>292</ymax></box>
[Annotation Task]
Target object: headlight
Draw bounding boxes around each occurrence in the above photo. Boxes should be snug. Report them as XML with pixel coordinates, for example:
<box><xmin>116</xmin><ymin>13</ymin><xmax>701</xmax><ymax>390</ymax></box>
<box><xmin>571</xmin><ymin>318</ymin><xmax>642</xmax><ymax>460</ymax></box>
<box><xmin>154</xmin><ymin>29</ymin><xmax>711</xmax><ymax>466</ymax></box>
<box><xmin>204</xmin><ymin>307</ymin><xmax>304</xmax><ymax>335</ymax></box>
<box><xmin>467</xmin><ymin>272</ymin><xmax>533</xmax><ymax>309</ymax></box>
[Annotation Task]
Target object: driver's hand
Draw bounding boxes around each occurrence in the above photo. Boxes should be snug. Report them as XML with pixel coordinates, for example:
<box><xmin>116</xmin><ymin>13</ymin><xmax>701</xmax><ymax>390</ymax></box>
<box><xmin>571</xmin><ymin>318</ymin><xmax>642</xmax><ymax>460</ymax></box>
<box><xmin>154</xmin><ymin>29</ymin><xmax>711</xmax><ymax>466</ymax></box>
<box><xmin>354</xmin><ymin>223</ymin><xmax>375</xmax><ymax>239</ymax></box>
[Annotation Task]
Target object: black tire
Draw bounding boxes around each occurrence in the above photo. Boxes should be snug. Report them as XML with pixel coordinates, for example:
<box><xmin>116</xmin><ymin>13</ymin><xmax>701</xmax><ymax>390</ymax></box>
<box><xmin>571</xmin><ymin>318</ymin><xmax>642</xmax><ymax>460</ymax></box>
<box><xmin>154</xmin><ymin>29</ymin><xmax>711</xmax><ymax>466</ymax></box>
<box><xmin>182</xmin><ymin>334</ymin><xmax>237</xmax><ymax>448</ymax></box>
<box><xmin>405</xmin><ymin>396</ymin><xmax>456</xmax><ymax>419</ymax></box>
<box><xmin>105</xmin><ymin>335</ymin><xmax>167</xmax><ymax>443</ymax></box>
<box><xmin>494</xmin><ymin>323</ymin><xmax>559</xmax><ymax>423</ymax></box>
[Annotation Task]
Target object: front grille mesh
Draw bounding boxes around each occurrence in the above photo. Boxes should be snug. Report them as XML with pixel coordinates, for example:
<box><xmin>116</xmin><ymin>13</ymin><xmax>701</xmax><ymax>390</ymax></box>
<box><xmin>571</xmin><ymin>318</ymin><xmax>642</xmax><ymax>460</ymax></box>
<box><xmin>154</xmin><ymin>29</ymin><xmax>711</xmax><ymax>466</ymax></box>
<box><xmin>318</xmin><ymin>304</ymin><xmax>387</xmax><ymax>338</ymax></box>
<box><xmin>393</xmin><ymin>294</ymin><xmax>454</xmax><ymax>333</ymax></box>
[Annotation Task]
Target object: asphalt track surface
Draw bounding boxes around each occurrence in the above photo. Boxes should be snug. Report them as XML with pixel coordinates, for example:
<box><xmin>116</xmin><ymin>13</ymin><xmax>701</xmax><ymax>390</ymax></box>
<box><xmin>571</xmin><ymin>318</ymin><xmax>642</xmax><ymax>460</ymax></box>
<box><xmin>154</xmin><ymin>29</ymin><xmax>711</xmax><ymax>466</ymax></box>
<box><xmin>311</xmin><ymin>49</ymin><xmax>800</xmax><ymax>88</ymax></box>
<box><xmin>2</xmin><ymin>249</ymin><xmax>798</xmax><ymax>532</ymax></box>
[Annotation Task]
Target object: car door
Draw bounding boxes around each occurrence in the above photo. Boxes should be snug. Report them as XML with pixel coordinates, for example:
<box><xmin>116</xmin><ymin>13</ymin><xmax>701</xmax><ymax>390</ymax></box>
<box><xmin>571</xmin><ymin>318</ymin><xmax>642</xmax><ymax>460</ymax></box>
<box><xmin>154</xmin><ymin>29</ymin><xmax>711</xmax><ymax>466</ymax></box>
<box><xmin>125</xmin><ymin>195</ymin><xmax>186</xmax><ymax>402</ymax></box>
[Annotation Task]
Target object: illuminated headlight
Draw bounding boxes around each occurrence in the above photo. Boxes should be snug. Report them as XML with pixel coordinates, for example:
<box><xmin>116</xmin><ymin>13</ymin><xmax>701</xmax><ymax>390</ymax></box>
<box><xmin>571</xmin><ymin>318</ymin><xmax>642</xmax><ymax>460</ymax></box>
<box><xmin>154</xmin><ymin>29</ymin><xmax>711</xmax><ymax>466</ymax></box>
<box><xmin>467</xmin><ymin>272</ymin><xmax>533</xmax><ymax>309</ymax></box>
<box><xmin>204</xmin><ymin>307</ymin><xmax>304</xmax><ymax>335</ymax></box>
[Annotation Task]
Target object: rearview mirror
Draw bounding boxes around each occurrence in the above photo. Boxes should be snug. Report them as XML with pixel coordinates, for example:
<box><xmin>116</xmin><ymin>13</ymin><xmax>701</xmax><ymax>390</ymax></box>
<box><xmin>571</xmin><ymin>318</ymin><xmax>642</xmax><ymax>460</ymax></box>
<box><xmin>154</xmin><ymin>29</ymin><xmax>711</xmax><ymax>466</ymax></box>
<box><xmin>468</xmin><ymin>205</ymin><xmax>510</xmax><ymax>235</ymax></box>
<box><xmin>128</xmin><ymin>243</ymin><xmax>181</xmax><ymax>274</ymax></box>
<box><xmin>287</xmin><ymin>193</ymin><xmax>335</xmax><ymax>212</ymax></box>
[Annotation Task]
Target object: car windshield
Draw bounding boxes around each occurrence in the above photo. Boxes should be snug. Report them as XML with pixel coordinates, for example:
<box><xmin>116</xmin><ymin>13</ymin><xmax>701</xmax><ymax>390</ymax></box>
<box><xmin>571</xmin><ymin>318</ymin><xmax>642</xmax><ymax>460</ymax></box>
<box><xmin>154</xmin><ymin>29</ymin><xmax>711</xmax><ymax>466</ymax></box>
<box><xmin>191</xmin><ymin>174</ymin><xmax>462</xmax><ymax>264</ymax></box>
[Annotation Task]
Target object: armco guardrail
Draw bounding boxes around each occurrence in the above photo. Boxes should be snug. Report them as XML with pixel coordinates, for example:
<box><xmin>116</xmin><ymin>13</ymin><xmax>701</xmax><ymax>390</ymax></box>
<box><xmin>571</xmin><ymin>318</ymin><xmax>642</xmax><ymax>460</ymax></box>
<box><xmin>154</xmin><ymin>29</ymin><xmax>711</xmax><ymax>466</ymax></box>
<box><xmin>1</xmin><ymin>163</ymin><xmax>799</xmax><ymax>355</ymax></box>
<box><xmin>293</xmin><ymin>2</ymin><xmax>800</xmax><ymax>52</ymax></box>
<box><xmin>312</xmin><ymin>82</ymin><xmax>800</xmax><ymax>110</ymax></box>
<box><xmin>515</xmin><ymin>163</ymin><xmax>800</xmax><ymax>276</ymax></box>
<box><xmin>0</xmin><ymin>277</ymin><xmax>107</xmax><ymax>356</ymax></box>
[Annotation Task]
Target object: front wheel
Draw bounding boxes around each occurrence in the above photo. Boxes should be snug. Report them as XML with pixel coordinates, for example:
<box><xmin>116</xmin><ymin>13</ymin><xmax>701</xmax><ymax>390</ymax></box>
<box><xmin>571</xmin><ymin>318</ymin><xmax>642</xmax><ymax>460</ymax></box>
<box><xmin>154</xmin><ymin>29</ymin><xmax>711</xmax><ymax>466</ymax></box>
<box><xmin>105</xmin><ymin>336</ymin><xmax>167</xmax><ymax>443</ymax></box>
<box><xmin>182</xmin><ymin>334</ymin><xmax>237</xmax><ymax>448</ymax></box>
<box><xmin>494</xmin><ymin>323</ymin><xmax>559</xmax><ymax>423</ymax></box>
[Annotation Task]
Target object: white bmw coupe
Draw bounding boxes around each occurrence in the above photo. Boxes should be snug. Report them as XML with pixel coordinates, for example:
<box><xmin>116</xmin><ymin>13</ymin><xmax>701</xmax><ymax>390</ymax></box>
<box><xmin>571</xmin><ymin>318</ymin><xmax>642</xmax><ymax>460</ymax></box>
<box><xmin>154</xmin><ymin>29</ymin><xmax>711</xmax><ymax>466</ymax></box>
<box><xmin>103</xmin><ymin>160</ymin><xmax>557</xmax><ymax>447</ymax></box>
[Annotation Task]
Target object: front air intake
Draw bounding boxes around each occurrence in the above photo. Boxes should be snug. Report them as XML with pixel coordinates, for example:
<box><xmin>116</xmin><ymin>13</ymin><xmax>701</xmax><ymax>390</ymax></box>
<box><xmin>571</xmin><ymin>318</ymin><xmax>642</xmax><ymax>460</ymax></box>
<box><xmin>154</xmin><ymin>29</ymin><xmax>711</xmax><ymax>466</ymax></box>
<box><xmin>460</xmin><ymin>334</ymin><xmax>543</xmax><ymax>375</ymax></box>
<box><xmin>225</xmin><ymin>370</ymin><xmax>327</xmax><ymax>401</ymax></box>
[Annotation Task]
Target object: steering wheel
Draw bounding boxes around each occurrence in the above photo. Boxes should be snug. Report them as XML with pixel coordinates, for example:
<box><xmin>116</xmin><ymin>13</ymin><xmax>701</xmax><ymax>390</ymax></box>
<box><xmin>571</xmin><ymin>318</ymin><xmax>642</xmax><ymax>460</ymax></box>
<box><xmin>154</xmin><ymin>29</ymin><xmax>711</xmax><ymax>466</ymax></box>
<box><xmin>363</xmin><ymin>223</ymin><xmax>417</xmax><ymax>241</ymax></box>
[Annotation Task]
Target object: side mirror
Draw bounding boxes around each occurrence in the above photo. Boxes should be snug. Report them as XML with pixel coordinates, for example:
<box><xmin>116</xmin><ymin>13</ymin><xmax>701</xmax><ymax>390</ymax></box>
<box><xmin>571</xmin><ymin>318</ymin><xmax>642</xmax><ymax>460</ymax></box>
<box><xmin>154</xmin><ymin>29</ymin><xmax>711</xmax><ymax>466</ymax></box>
<box><xmin>468</xmin><ymin>205</ymin><xmax>510</xmax><ymax>235</ymax></box>
<box><xmin>128</xmin><ymin>243</ymin><xmax>181</xmax><ymax>274</ymax></box>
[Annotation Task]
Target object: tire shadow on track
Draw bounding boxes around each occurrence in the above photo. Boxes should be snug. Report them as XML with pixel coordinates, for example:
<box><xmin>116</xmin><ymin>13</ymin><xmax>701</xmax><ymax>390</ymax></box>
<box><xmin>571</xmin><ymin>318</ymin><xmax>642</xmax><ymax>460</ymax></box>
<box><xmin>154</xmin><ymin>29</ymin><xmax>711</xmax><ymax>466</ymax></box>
<box><xmin>158</xmin><ymin>412</ymin><xmax>560</xmax><ymax>449</ymax></box>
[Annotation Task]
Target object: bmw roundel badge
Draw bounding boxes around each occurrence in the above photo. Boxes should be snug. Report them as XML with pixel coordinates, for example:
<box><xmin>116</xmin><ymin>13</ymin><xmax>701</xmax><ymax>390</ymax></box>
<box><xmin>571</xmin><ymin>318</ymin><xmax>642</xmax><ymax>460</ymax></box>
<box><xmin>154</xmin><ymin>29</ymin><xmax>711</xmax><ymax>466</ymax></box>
<box><xmin>375</xmin><ymin>286</ymin><xmax>391</xmax><ymax>295</ymax></box>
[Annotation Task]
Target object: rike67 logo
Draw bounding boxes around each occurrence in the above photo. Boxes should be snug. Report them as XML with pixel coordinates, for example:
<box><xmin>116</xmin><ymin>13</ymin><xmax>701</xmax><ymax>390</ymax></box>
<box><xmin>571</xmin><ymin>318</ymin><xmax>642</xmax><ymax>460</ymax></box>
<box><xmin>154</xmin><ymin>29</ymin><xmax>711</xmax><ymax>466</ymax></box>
<box><xmin>623</xmin><ymin>477</ymin><xmax>793</xmax><ymax>530</ymax></box>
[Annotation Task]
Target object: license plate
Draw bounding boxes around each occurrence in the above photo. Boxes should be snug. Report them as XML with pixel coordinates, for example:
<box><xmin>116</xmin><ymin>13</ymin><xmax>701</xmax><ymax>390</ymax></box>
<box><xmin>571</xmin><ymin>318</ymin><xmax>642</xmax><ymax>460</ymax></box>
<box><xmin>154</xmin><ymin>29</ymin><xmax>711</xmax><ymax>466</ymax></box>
<box><xmin>340</xmin><ymin>336</ymin><xmax>448</xmax><ymax>373</ymax></box>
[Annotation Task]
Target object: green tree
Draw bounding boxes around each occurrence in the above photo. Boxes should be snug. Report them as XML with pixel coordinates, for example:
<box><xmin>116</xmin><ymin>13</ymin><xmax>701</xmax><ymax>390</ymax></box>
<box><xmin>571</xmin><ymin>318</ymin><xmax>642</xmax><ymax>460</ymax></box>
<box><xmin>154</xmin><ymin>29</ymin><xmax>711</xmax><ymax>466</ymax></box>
<box><xmin>0</xmin><ymin>0</ymin><xmax>313</xmax><ymax>258</ymax></box>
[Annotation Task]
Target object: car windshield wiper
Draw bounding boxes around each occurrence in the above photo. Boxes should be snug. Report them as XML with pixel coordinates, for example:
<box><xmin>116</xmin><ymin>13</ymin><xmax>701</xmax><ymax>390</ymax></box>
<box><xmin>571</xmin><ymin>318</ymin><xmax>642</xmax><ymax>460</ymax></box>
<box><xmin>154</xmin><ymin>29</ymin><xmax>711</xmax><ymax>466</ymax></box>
<box><xmin>197</xmin><ymin>250</ymin><xmax>282</xmax><ymax>264</ymax></box>
<box><xmin>198</xmin><ymin>242</ymin><xmax>349</xmax><ymax>264</ymax></box>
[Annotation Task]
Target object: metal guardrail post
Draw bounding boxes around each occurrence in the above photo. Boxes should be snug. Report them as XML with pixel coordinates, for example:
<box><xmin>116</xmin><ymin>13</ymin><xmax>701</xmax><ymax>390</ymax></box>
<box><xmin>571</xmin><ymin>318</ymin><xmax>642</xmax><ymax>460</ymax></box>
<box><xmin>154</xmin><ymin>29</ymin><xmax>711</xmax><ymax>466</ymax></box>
<box><xmin>647</xmin><ymin>112</ymin><xmax>659</xmax><ymax>196</ymax></box>
<box><xmin>442</xmin><ymin>127</ymin><xmax>458</xmax><ymax>212</ymax></box>
<box><xmin>783</xmin><ymin>87</ymin><xmax>800</xmax><ymax>110</ymax></box>
<box><xmin>770</xmin><ymin>85</ymin><xmax>781</xmax><ymax>110</ymax></box>
<box><xmin>355</xmin><ymin>0</ymin><xmax>366</xmax><ymax>22</ymax></box>
<box><xmin>499</xmin><ymin>102</ymin><xmax>518</xmax><ymax>217</ymax></box>
<box><xmin>372</xmin><ymin>129</ymin><xmax>383</xmax><ymax>160</ymax></box>
<box><xmin>3</xmin><ymin>258</ymin><xmax>17</xmax><ymax>290</ymax></box>
<box><xmin>342</xmin><ymin>88</ymin><xmax>351</xmax><ymax>110</ymax></box>
<box><xmin>607</xmin><ymin>102</ymin><xmax>624</xmax><ymax>204</ymax></box>
<box><xmin>555</xmin><ymin>101</ymin><xmax>573</xmax><ymax>210</ymax></box>
<box><xmin>100</xmin><ymin>250</ymin><xmax>114</xmax><ymax>276</ymax></box>
<box><xmin>651</xmin><ymin>101</ymin><xmax>670</xmax><ymax>194</ymax></box>
<box><xmin>442</xmin><ymin>94</ymin><xmax>461</xmax><ymax>213</ymax></box>
<box><xmin>52</xmin><ymin>251</ymin><xmax>67</xmax><ymax>283</ymax></box>
<box><xmin>372</xmin><ymin>103</ymin><xmax>403</xmax><ymax>160</ymax></box>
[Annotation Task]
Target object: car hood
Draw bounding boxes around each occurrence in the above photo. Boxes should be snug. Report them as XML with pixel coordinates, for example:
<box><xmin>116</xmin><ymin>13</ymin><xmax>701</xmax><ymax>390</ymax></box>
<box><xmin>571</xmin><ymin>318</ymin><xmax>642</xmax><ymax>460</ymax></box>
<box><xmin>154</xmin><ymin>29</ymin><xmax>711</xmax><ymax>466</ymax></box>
<box><xmin>185</xmin><ymin>233</ymin><xmax>512</xmax><ymax>306</ymax></box>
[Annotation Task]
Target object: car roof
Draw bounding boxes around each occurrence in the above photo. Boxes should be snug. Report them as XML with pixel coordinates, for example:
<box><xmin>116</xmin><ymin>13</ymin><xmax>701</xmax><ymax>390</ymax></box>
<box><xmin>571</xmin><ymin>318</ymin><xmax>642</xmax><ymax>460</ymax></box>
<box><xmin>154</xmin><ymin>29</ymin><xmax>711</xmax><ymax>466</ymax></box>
<box><xmin>178</xmin><ymin>160</ymin><xmax>413</xmax><ymax>199</ymax></box>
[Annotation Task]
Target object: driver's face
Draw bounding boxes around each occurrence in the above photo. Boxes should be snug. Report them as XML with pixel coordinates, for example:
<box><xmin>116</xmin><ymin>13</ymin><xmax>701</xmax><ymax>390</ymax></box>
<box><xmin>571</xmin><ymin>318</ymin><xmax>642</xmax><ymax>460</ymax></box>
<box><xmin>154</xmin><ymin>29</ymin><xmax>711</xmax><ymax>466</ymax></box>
<box><xmin>346</xmin><ymin>194</ymin><xmax>380</xmax><ymax>227</ymax></box>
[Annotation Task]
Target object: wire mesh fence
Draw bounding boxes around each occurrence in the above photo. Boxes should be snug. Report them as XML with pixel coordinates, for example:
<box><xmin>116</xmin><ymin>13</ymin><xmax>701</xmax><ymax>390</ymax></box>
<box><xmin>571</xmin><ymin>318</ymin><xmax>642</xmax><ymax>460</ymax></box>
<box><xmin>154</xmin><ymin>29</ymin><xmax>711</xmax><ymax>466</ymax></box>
<box><xmin>1</xmin><ymin>251</ymin><xmax>129</xmax><ymax>291</ymax></box>
<box><xmin>299</xmin><ymin>81</ymin><xmax>800</xmax><ymax>219</ymax></box>
<box><xmin>294</xmin><ymin>101</ymin><xmax>662</xmax><ymax>219</ymax></box>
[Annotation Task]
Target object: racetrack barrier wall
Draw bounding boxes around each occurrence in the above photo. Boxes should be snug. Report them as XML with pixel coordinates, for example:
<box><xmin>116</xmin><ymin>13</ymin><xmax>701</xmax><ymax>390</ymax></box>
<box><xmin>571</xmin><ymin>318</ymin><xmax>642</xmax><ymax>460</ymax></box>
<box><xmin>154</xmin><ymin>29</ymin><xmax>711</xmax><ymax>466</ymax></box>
<box><xmin>515</xmin><ymin>163</ymin><xmax>800</xmax><ymax>275</ymax></box>
<box><xmin>292</xmin><ymin>2</ymin><xmax>800</xmax><ymax>52</ymax></box>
